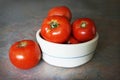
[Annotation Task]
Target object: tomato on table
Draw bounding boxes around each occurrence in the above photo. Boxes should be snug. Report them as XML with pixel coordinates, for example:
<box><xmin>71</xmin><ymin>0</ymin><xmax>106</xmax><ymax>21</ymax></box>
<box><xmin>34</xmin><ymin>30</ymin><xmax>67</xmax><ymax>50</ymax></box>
<box><xmin>72</xmin><ymin>18</ymin><xmax>96</xmax><ymax>42</ymax></box>
<box><xmin>40</xmin><ymin>16</ymin><xmax>71</xmax><ymax>43</ymax></box>
<box><xmin>47</xmin><ymin>6</ymin><xmax>72</xmax><ymax>21</ymax></box>
<box><xmin>9</xmin><ymin>40</ymin><xmax>41</xmax><ymax>70</ymax></box>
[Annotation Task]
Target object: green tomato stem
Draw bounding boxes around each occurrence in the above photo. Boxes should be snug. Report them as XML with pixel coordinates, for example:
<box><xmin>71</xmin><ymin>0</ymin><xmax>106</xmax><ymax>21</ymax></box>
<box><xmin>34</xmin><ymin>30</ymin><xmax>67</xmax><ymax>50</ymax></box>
<box><xmin>18</xmin><ymin>41</ymin><xmax>27</xmax><ymax>48</ymax></box>
<box><xmin>81</xmin><ymin>22</ymin><xmax>87</xmax><ymax>28</ymax></box>
<box><xmin>49</xmin><ymin>20</ymin><xmax>60</xmax><ymax>29</ymax></box>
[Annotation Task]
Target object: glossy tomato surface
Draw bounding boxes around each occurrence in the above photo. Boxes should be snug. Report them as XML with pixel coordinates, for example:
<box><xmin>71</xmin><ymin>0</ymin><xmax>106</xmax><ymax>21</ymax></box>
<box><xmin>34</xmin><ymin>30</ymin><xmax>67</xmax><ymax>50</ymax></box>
<box><xmin>72</xmin><ymin>18</ymin><xmax>96</xmax><ymax>42</ymax></box>
<box><xmin>48</xmin><ymin>6</ymin><xmax>72</xmax><ymax>21</ymax></box>
<box><xmin>9</xmin><ymin>40</ymin><xmax>41</xmax><ymax>70</ymax></box>
<box><xmin>67</xmin><ymin>36</ymin><xmax>79</xmax><ymax>44</ymax></box>
<box><xmin>40</xmin><ymin>16</ymin><xmax>71</xmax><ymax>43</ymax></box>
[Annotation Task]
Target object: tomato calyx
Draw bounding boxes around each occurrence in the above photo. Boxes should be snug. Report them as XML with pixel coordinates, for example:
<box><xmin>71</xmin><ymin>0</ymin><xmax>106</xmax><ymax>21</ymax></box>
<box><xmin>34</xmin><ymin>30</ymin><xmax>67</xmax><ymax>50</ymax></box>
<box><xmin>18</xmin><ymin>41</ymin><xmax>27</xmax><ymax>48</ymax></box>
<box><xmin>49</xmin><ymin>20</ymin><xmax>60</xmax><ymax>29</ymax></box>
<box><xmin>81</xmin><ymin>22</ymin><xmax>87</xmax><ymax>28</ymax></box>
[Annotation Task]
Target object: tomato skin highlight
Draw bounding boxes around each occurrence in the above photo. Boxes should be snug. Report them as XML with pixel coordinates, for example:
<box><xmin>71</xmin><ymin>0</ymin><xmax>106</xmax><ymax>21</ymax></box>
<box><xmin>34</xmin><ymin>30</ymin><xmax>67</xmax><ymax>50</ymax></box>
<box><xmin>9</xmin><ymin>40</ymin><xmax>41</xmax><ymax>70</ymax></box>
<box><xmin>48</xmin><ymin>6</ymin><xmax>72</xmax><ymax>21</ymax></box>
<box><xmin>40</xmin><ymin>16</ymin><xmax>71</xmax><ymax>43</ymax></box>
<box><xmin>72</xmin><ymin>18</ymin><xmax>96</xmax><ymax>42</ymax></box>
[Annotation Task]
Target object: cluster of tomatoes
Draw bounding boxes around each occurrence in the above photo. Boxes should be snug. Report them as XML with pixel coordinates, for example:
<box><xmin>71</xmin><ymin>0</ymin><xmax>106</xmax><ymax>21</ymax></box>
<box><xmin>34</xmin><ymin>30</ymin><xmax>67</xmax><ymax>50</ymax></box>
<box><xmin>9</xmin><ymin>6</ymin><xmax>96</xmax><ymax>70</ymax></box>
<box><xmin>40</xmin><ymin>6</ymin><xmax>96</xmax><ymax>44</ymax></box>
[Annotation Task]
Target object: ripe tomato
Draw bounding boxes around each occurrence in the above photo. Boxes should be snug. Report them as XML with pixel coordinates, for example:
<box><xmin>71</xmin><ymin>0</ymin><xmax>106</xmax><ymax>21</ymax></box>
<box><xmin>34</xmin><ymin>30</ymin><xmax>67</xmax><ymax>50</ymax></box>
<box><xmin>72</xmin><ymin>18</ymin><xmax>96</xmax><ymax>42</ymax></box>
<box><xmin>47</xmin><ymin>6</ymin><xmax>72</xmax><ymax>21</ymax></box>
<box><xmin>40</xmin><ymin>16</ymin><xmax>71</xmax><ymax>43</ymax></box>
<box><xmin>9</xmin><ymin>40</ymin><xmax>41</xmax><ymax>70</ymax></box>
<box><xmin>67</xmin><ymin>36</ymin><xmax>79</xmax><ymax>44</ymax></box>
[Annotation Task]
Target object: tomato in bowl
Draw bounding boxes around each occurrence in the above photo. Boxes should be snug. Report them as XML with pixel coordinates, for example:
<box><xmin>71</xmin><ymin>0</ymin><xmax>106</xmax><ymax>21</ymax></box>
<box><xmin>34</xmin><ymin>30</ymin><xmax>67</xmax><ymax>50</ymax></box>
<box><xmin>36</xmin><ymin>29</ymin><xmax>99</xmax><ymax>68</ymax></box>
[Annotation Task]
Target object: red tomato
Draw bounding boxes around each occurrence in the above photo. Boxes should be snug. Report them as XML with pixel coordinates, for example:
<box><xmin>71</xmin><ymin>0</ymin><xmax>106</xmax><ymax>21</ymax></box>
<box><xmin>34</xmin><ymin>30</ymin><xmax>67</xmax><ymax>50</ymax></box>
<box><xmin>72</xmin><ymin>18</ymin><xmax>96</xmax><ymax>42</ymax></box>
<box><xmin>67</xmin><ymin>36</ymin><xmax>79</xmax><ymax>44</ymax></box>
<box><xmin>40</xmin><ymin>16</ymin><xmax>71</xmax><ymax>43</ymax></box>
<box><xmin>48</xmin><ymin>6</ymin><xmax>72</xmax><ymax>21</ymax></box>
<box><xmin>9</xmin><ymin>40</ymin><xmax>41</xmax><ymax>70</ymax></box>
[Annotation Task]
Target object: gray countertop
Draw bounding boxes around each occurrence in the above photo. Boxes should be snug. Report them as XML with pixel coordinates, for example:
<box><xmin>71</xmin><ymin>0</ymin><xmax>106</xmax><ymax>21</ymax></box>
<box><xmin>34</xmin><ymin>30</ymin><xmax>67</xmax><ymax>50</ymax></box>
<box><xmin>0</xmin><ymin>0</ymin><xmax>120</xmax><ymax>80</ymax></box>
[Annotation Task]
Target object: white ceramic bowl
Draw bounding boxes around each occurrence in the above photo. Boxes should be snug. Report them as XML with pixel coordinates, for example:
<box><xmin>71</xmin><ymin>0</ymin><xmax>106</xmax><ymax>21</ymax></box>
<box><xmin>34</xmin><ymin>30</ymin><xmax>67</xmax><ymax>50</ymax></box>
<box><xmin>36</xmin><ymin>29</ymin><xmax>99</xmax><ymax>68</ymax></box>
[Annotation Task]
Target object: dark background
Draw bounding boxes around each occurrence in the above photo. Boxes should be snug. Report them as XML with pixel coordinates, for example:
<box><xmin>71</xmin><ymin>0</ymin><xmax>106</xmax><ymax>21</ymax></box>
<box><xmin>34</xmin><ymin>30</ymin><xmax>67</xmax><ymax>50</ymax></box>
<box><xmin>0</xmin><ymin>0</ymin><xmax>120</xmax><ymax>80</ymax></box>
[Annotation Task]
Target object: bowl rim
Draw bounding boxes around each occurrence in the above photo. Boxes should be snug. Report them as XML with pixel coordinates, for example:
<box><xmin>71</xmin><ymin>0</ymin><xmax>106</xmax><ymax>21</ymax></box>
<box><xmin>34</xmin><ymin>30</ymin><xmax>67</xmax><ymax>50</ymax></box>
<box><xmin>36</xmin><ymin>29</ymin><xmax>99</xmax><ymax>46</ymax></box>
